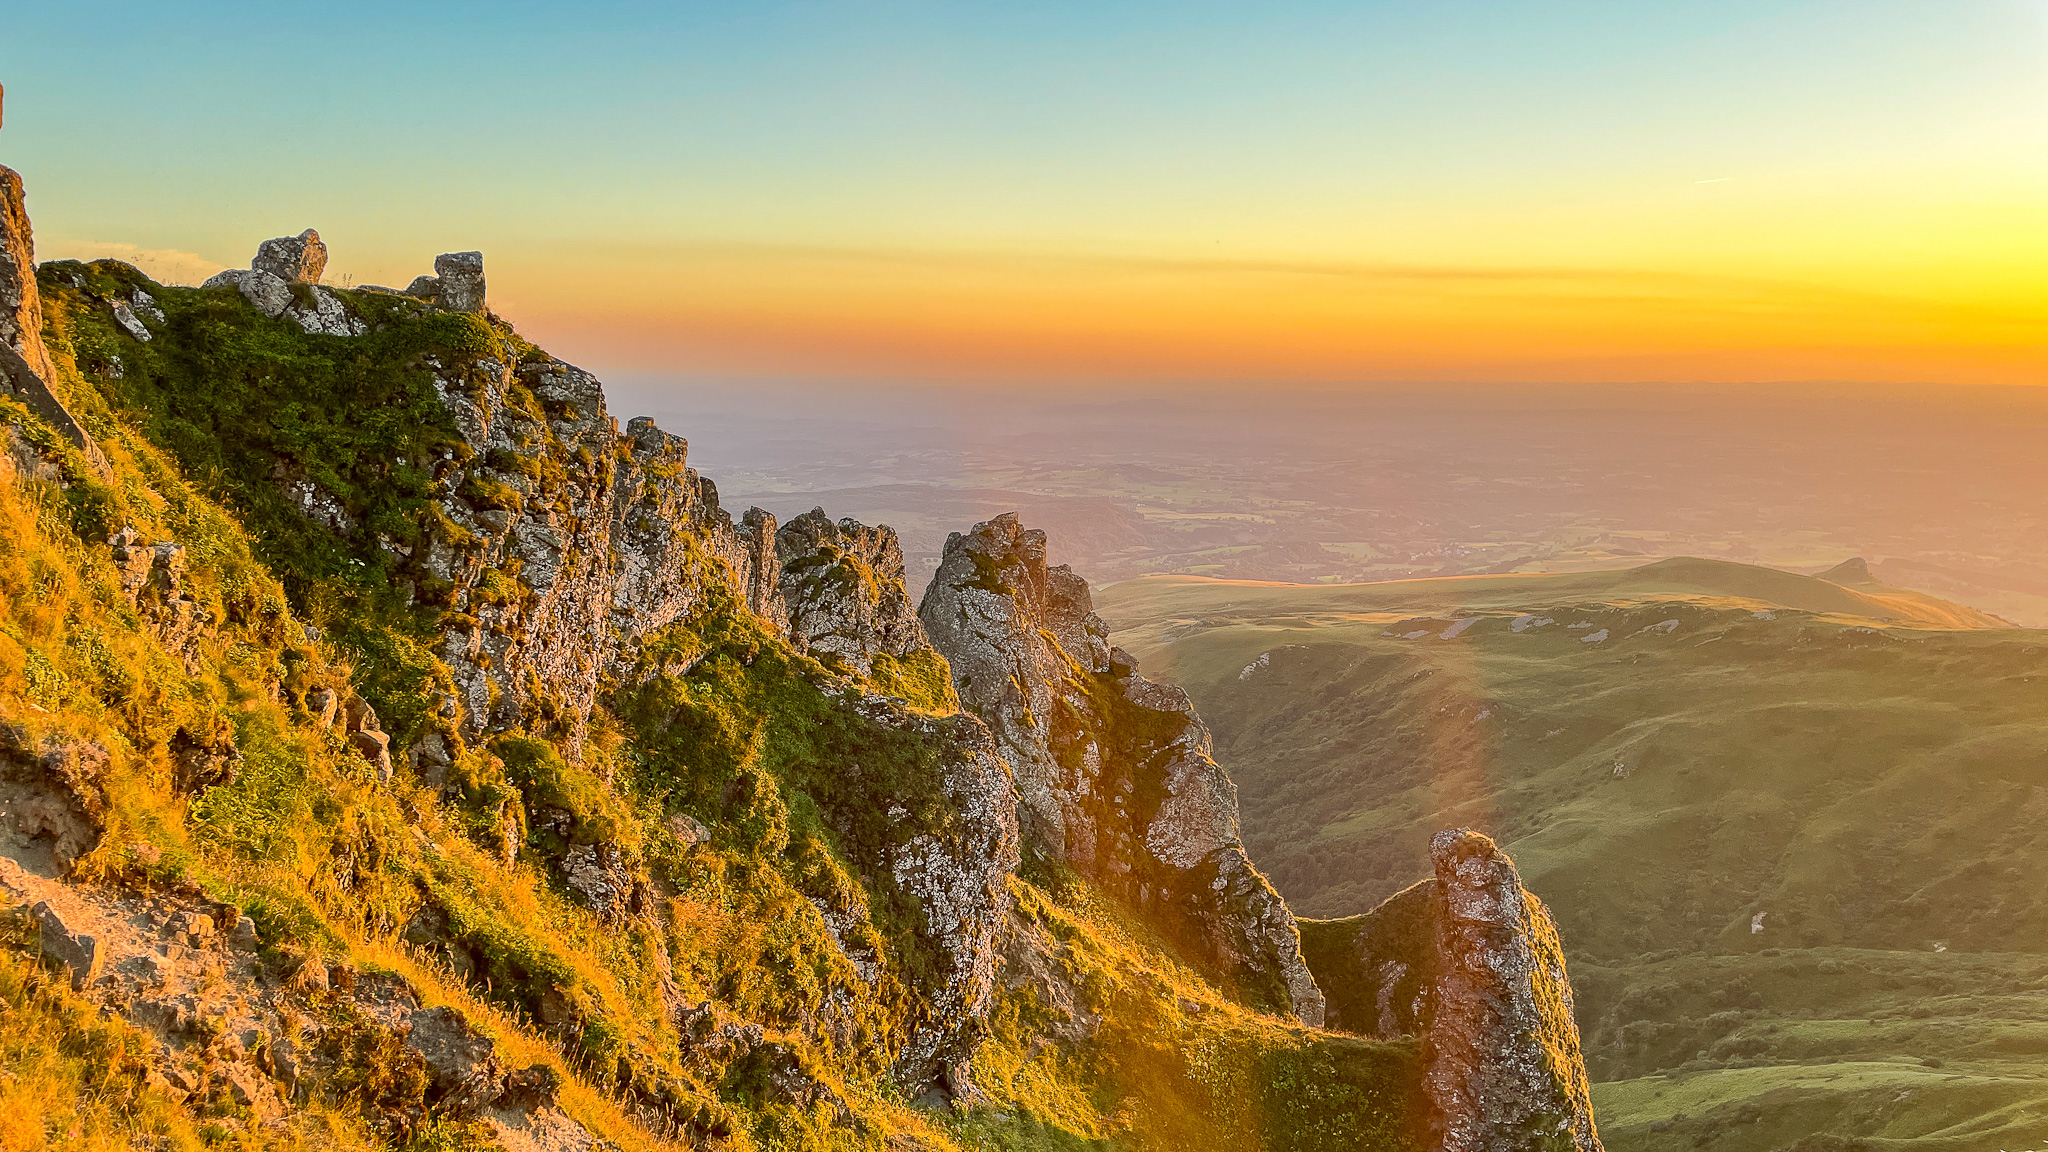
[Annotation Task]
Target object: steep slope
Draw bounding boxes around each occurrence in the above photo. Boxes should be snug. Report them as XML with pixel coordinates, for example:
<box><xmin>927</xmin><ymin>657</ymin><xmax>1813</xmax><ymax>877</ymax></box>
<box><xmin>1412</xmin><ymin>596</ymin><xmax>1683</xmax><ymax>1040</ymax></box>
<box><xmin>0</xmin><ymin>160</ymin><xmax>1607</xmax><ymax>1150</ymax></box>
<box><xmin>1099</xmin><ymin>564</ymin><xmax>2048</xmax><ymax>1150</ymax></box>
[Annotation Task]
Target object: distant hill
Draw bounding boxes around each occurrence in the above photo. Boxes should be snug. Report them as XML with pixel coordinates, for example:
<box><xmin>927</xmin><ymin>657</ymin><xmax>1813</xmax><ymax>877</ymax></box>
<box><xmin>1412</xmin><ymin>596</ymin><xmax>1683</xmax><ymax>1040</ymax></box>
<box><xmin>1100</xmin><ymin>558</ymin><xmax>2048</xmax><ymax>1152</ymax></box>
<box><xmin>1102</xmin><ymin>555</ymin><xmax>2011</xmax><ymax>634</ymax></box>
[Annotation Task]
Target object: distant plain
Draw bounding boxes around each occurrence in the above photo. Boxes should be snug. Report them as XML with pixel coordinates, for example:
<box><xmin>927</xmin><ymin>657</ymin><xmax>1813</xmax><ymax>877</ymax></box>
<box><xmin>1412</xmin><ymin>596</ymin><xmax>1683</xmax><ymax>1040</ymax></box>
<box><xmin>625</xmin><ymin>381</ymin><xmax>2048</xmax><ymax>626</ymax></box>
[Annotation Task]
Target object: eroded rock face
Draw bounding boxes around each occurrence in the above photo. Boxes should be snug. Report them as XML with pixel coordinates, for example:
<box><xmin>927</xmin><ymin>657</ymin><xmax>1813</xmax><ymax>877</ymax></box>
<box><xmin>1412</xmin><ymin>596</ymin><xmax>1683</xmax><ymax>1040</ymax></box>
<box><xmin>0</xmin><ymin>852</ymin><xmax>586</xmax><ymax>1144</ymax></box>
<box><xmin>845</xmin><ymin>692</ymin><xmax>1020</xmax><ymax>1094</ymax></box>
<box><xmin>0</xmin><ymin>727</ymin><xmax>111</xmax><ymax>873</ymax></box>
<box><xmin>0</xmin><ymin>164</ymin><xmax>52</xmax><ymax>383</ymax></box>
<box><xmin>108</xmin><ymin>528</ymin><xmax>211</xmax><ymax>669</ymax></box>
<box><xmin>410</xmin><ymin>358</ymin><xmax>786</xmax><ymax>744</ymax></box>
<box><xmin>1299</xmin><ymin>829</ymin><xmax>1602</xmax><ymax>1152</ymax></box>
<box><xmin>919</xmin><ymin>513</ymin><xmax>1324</xmax><ymax>1025</ymax></box>
<box><xmin>0</xmin><ymin>166</ymin><xmax>103</xmax><ymax>469</ymax></box>
<box><xmin>775</xmin><ymin>508</ymin><xmax>933</xmax><ymax>676</ymax></box>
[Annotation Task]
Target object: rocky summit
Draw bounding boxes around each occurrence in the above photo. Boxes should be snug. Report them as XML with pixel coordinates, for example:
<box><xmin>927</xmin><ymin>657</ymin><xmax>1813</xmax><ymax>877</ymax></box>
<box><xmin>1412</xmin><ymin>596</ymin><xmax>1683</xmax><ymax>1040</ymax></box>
<box><xmin>0</xmin><ymin>146</ymin><xmax>1599</xmax><ymax>1152</ymax></box>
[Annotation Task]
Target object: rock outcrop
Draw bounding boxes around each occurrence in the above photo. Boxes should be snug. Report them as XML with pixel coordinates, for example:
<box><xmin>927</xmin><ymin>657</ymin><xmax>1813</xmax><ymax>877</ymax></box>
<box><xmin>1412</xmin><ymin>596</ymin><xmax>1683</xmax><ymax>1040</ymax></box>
<box><xmin>919</xmin><ymin>513</ymin><xmax>1325</xmax><ymax>1025</ymax></box>
<box><xmin>0</xmin><ymin>162</ymin><xmax>50</xmax><ymax>384</ymax></box>
<box><xmin>0</xmin><ymin>726</ymin><xmax>111</xmax><ymax>874</ymax></box>
<box><xmin>1299</xmin><ymin>829</ymin><xmax>1603</xmax><ymax>1152</ymax></box>
<box><xmin>251</xmin><ymin>228</ymin><xmax>328</xmax><ymax>283</ymax></box>
<box><xmin>434</xmin><ymin>251</ymin><xmax>487</xmax><ymax>314</ymax></box>
<box><xmin>775</xmin><ymin>508</ymin><xmax>934</xmax><ymax>675</ymax></box>
<box><xmin>202</xmin><ymin>266</ymin><xmax>293</xmax><ymax>316</ymax></box>
<box><xmin>406</xmin><ymin>251</ymin><xmax>487</xmax><ymax>314</ymax></box>
<box><xmin>0</xmin><ymin>160</ymin><xmax>104</xmax><ymax>468</ymax></box>
<box><xmin>408</xmin><ymin>358</ymin><xmax>786</xmax><ymax>744</ymax></box>
<box><xmin>201</xmin><ymin>233</ymin><xmax>367</xmax><ymax>335</ymax></box>
<box><xmin>847</xmin><ymin>693</ymin><xmax>1020</xmax><ymax>1095</ymax></box>
<box><xmin>0</xmin><ymin>137</ymin><xmax>1620</xmax><ymax>1150</ymax></box>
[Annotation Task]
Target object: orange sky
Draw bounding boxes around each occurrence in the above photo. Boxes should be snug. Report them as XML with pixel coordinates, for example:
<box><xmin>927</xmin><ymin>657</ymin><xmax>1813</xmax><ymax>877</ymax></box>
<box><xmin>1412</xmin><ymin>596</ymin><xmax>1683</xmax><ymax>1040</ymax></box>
<box><xmin>15</xmin><ymin>2</ymin><xmax>2048</xmax><ymax>387</ymax></box>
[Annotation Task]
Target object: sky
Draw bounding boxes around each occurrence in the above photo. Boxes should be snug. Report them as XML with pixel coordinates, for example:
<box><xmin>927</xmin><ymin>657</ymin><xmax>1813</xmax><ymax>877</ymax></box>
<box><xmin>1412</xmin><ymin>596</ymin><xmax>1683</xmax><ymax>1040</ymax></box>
<box><xmin>4</xmin><ymin>1</ymin><xmax>2045</xmax><ymax>387</ymax></box>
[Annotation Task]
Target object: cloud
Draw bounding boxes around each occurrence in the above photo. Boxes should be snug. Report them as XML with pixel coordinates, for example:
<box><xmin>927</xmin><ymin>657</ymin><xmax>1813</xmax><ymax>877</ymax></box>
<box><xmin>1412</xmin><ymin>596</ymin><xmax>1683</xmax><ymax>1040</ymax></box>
<box><xmin>41</xmin><ymin>241</ymin><xmax>228</xmax><ymax>286</ymax></box>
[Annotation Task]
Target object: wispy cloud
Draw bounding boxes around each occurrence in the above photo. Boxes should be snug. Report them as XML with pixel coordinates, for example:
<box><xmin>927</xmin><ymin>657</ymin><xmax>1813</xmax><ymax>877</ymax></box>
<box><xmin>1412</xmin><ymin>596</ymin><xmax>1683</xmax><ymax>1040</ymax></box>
<box><xmin>42</xmin><ymin>241</ymin><xmax>227</xmax><ymax>286</ymax></box>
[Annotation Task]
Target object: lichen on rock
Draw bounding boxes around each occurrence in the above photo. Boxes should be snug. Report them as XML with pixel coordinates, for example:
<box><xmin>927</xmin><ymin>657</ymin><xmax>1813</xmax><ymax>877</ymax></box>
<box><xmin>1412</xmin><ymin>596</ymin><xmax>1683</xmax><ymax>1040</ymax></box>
<box><xmin>775</xmin><ymin>507</ymin><xmax>934</xmax><ymax>676</ymax></box>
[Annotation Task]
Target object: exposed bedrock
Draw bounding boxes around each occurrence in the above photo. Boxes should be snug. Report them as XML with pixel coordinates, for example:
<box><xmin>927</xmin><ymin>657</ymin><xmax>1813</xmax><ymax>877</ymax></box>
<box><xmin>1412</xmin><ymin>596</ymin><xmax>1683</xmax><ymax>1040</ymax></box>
<box><xmin>918</xmin><ymin>512</ymin><xmax>1325</xmax><ymax>1025</ymax></box>
<box><xmin>774</xmin><ymin>507</ymin><xmax>934</xmax><ymax>675</ymax></box>
<box><xmin>0</xmin><ymin>159</ymin><xmax>105</xmax><ymax>467</ymax></box>
<box><xmin>1299</xmin><ymin>828</ymin><xmax>1603</xmax><ymax>1152</ymax></box>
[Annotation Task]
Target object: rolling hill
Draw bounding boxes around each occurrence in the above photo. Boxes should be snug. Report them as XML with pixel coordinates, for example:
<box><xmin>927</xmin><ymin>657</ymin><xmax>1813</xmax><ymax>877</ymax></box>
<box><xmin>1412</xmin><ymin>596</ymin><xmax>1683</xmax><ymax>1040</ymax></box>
<box><xmin>1099</xmin><ymin>558</ymin><xmax>2048</xmax><ymax>1152</ymax></box>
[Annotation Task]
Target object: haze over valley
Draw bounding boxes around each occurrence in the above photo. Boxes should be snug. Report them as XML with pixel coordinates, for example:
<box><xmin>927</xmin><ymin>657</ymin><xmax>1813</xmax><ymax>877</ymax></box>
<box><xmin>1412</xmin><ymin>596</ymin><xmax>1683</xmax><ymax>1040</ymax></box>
<box><xmin>629</xmin><ymin>379</ymin><xmax>2048</xmax><ymax>626</ymax></box>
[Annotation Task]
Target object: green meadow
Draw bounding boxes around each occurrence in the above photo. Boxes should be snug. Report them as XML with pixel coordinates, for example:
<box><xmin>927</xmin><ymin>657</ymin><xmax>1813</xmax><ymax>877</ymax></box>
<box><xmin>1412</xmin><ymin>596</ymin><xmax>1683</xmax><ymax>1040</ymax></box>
<box><xmin>1100</xmin><ymin>558</ymin><xmax>2048</xmax><ymax>1151</ymax></box>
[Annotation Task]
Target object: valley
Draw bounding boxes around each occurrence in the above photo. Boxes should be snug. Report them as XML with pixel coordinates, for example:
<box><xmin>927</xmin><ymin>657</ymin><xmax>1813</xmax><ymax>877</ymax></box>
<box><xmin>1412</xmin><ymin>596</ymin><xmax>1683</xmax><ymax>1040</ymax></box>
<box><xmin>1099</xmin><ymin>560</ymin><xmax>2048</xmax><ymax>1150</ymax></box>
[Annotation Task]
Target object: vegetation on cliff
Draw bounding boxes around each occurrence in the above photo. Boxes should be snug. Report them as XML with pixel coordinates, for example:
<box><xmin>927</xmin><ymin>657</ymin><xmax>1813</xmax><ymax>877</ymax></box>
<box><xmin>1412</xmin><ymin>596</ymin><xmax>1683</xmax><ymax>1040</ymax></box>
<box><xmin>0</xmin><ymin>247</ymin><xmax>1450</xmax><ymax>1152</ymax></box>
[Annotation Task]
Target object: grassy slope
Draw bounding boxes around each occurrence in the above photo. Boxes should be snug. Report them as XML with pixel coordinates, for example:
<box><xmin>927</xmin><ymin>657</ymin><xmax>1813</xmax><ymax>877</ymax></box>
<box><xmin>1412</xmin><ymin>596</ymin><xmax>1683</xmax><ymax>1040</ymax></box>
<box><xmin>1098</xmin><ymin>563</ymin><xmax>2048</xmax><ymax>1151</ymax></box>
<box><xmin>0</xmin><ymin>260</ymin><xmax>1422</xmax><ymax>1152</ymax></box>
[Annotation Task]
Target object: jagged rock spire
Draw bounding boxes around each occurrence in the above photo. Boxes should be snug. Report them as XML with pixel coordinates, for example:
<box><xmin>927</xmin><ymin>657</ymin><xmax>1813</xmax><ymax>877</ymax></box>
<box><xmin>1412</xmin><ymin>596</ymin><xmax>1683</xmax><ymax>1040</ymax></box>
<box><xmin>1426</xmin><ymin>829</ymin><xmax>1602</xmax><ymax>1152</ymax></box>
<box><xmin>1301</xmin><ymin>829</ymin><xmax>1603</xmax><ymax>1152</ymax></box>
<box><xmin>920</xmin><ymin>512</ymin><xmax>1326</xmax><ymax>1025</ymax></box>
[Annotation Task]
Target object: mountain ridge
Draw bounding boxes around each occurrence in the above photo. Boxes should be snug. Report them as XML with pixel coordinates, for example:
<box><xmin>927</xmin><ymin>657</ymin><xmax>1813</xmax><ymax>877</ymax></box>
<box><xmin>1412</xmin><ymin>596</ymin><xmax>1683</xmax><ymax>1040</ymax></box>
<box><xmin>0</xmin><ymin>151</ymin><xmax>1602</xmax><ymax>1152</ymax></box>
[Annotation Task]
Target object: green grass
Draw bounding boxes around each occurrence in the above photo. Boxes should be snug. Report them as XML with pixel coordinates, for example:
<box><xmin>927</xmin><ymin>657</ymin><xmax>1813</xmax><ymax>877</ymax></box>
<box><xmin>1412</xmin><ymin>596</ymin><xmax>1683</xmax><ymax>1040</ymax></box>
<box><xmin>1099</xmin><ymin>563</ymin><xmax>2048</xmax><ymax>1150</ymax></box>
<box><xmin>0</xmin><ymin>260</ymin><xmax>1440</xmax><ymax>1151</ymax></box>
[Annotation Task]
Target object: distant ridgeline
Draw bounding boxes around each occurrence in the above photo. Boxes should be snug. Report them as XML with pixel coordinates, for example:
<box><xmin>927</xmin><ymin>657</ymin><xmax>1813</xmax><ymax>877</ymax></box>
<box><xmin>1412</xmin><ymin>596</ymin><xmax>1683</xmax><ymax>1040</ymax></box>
<box><xmin>0</xmin><ymin>136</ymin><xmax>1602</xmax><ymax>1150</ymax></box>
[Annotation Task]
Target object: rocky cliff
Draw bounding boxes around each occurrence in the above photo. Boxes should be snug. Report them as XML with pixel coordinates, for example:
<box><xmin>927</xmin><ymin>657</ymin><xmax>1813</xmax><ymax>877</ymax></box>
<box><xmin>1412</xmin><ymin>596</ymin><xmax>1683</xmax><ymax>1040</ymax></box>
<box><xmin>919</xmin><ymin>513</ymin><xmax>1326</xmax><ymax>1025</ymax></box>
<box><xmin>0</xmin><ymin>140</ymin><xmax>1601</xmax><ymax>1152</ymax></box>
<box><xmin>1300</xmin><ymin>828</ymin><xmax>1604</xmax><ymax>1152</ymax></box>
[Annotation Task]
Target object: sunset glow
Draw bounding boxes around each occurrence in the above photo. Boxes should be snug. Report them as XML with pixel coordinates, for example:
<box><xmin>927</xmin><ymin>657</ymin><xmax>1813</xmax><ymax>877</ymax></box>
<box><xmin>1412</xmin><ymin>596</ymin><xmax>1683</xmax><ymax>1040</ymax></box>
<box><xmin>8</xmin><ymin>1</ymin><xmax>2045</xmax><ymax>385</ymax></box>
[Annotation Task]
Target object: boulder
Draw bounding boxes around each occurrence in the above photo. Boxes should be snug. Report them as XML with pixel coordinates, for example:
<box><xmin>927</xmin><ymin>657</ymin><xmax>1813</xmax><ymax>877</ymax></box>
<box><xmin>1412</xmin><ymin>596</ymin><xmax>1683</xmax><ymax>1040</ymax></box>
<box><xmin>349</xmin><ymin>729</ymin><xmax>393</xmax><ymax>782</ymax></box>
<box><xmin>31</xmin><ymin>900</ymin><xmax>102</xmax><ymax>990</ymax></box>
<box><xmin>109</xmin><ymin>299</ymin><xmax>152</xmax><ymax>342</ymax></box>
<box><xmin>306</xmin><ymin>686</ymin><xmax>340</xmax><ymax>730</ymax></box>
<box><xmin>251</xmin><ymin>228</ymin><xmax>327</xmax><ymax>283</ymax></box>
<box><xmin>405</xmin><ymin>1006</ymin><xmax>506</xmax><ymax>1118</ymax></box>
<box><xmin>202</xmin><ymin>268</ymin><xmax>294</xmax><ymax>318</ymax></box>
<box><xmin>433</xmin><ymin>251</ymin><xmax>485</xmax><ymax>314</ymax></box>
